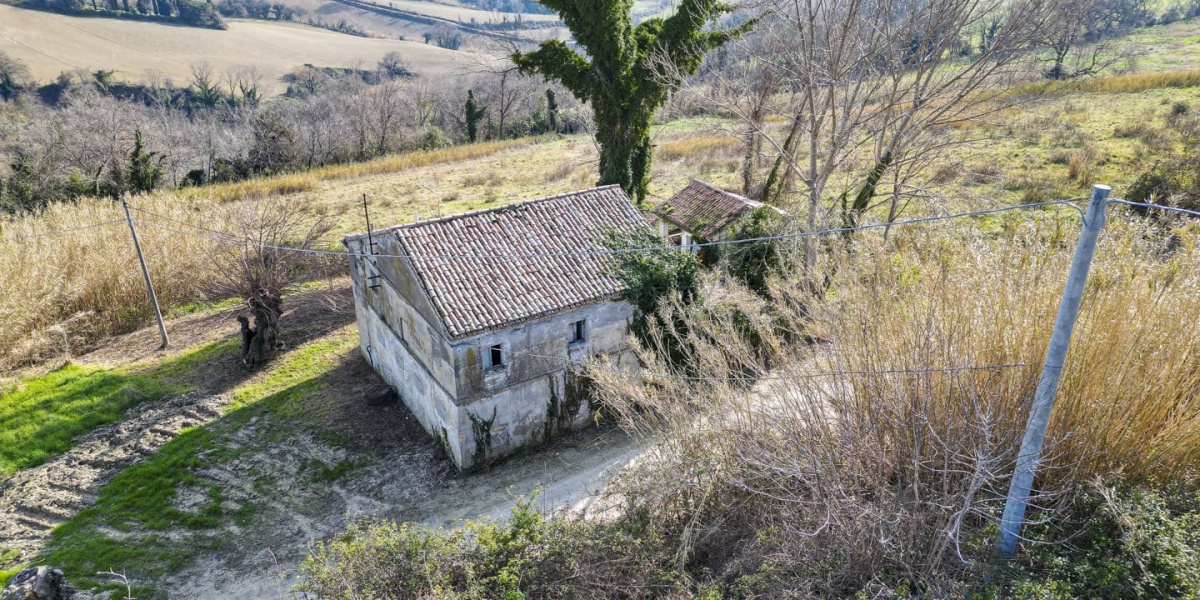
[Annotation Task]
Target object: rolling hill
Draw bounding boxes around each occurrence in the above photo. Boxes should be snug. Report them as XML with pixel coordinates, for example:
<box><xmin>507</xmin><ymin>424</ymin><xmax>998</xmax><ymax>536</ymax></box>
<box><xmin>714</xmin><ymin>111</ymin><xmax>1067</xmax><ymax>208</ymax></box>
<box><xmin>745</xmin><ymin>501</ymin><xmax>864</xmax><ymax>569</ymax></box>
<box><xmin>0</xmin><ymin>3</ymin><xmax>482</xmax><ymax>93</ymax></box>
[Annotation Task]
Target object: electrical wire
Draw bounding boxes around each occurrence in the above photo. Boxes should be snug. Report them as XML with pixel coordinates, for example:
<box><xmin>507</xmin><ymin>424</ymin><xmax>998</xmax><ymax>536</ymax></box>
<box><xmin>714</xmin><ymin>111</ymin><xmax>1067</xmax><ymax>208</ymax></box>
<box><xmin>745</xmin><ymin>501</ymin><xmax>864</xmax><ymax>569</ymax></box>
<box><xmin>126</xmin><ymin>198</ymin><xmax>1083</xmax><ymax>261</ymax></box>
<box><xmin>515</xmin><ymin>348</ymin><xmax>1036</xmax><ymax>382</ymax></box>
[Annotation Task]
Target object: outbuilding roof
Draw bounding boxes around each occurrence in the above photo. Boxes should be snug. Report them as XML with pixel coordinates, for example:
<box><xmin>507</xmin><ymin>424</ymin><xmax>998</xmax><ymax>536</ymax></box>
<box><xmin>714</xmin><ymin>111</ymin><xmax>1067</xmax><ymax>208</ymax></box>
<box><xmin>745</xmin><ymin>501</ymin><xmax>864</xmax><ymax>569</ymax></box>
<box><xmin>355</xmin><ymin>185</ymin><xmax>649</xmax><ymax>340</ymax></box>
<box><xmin>654</xmin><ymin>180</ymin><xmax>766</xmax><ymax>240</ymax></box>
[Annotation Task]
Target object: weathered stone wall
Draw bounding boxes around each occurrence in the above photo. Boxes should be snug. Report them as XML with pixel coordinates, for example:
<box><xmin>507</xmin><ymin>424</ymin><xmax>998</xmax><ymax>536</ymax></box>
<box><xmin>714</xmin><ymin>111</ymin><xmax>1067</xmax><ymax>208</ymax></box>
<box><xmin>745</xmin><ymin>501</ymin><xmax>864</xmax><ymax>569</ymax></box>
<box><xmin>346</xmin><ymin>236</ymin><xmax>638</xmax><ymax>470</ymax></box>
<box><xmin>450</xmin><ymin>301</ymin><xmax>638</xmax><ymax>467</ymax></box>
<box><xmin>346</xmin><ymin>239</ymin><xmax>467</xmax><ymax>465</ymax></box>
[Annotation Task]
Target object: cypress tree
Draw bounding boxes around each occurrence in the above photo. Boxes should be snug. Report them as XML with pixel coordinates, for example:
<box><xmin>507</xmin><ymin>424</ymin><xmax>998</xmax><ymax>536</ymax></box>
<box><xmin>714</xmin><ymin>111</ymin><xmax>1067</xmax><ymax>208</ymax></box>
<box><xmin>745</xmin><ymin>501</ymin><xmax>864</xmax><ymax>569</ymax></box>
<box><xmin>546</xmin><ymin>88</ymin><xmax>558</xmax><ymax>134</ymax></box>
<box><xmin>513</xmin><ymin>0</ymin><xmax>749</xmax><ymax>203</ymax></box>
<box><xmin>465</xmin><ymin>90</ymin><xmax>486</xmax><ymax>143</ymax></box>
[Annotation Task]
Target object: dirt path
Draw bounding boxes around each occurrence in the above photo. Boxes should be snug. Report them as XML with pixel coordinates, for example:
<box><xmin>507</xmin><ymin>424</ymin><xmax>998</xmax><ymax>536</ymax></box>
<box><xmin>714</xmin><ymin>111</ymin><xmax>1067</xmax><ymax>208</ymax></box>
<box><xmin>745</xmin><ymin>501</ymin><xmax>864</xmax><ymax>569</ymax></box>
<box><xmin>0</xmin><ymin>391</ymin><xmax>229</xmax><ymax>561</ymax></box>
<box><xmin>161</xmin><ymin>424</ymin><xmax>642</xmax><ymax>600</ymax></box>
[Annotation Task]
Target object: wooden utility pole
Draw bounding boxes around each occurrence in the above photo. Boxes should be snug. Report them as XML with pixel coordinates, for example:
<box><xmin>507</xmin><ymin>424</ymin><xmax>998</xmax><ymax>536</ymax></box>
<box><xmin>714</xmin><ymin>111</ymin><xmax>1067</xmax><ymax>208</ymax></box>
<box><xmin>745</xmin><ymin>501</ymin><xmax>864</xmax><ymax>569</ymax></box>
<box><xmin>121</xmin><ymin>195</ymin><xmax>169</xmax><ymax>350</ymax></box>
<box><xmin>997</xmin><ymin>184</ymin><xmax>1110</xmax><ymax>558</ymax></box>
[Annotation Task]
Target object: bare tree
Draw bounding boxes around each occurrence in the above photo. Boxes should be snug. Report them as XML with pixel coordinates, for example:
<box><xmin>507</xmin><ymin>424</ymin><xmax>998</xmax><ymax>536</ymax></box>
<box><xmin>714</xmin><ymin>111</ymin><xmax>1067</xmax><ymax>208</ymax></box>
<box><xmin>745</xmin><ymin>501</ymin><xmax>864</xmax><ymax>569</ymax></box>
<box><xmin>223</xmin><ymin>65</ymin><xmax>263</xmax><ymax>106</ymax></box>
<box><xmin>670</xmin><ymin>0</ymin><xmax>1049</xmax><ymax>273</ymax></box>
<box><xmin>477</xmin><ymin>66</ymin><xmax>533</xmax><ymax>140</ymax></box>
<box><xmin>1039</xmin><ymin>0</ymin><xmax>1149</xmax><ymax>80</ymax></box>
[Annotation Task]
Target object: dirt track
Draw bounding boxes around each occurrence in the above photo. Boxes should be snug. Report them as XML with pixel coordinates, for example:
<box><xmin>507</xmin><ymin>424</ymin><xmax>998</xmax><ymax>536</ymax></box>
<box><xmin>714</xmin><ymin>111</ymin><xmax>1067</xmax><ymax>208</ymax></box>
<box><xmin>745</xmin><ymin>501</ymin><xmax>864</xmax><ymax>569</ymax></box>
<box><xmin>0</xmin><ymin>391</ymin><xmax>229</xmax><ymax>560</ymax></box>
<box><xmin>161</xmin><ymin>418</ymin><xmax>640</xmax><ymax>599</ymax></box>
<box><xmin>2</xmin><ymin>280</ymin><xmax>643</xmax><ymax>598</ymax></box>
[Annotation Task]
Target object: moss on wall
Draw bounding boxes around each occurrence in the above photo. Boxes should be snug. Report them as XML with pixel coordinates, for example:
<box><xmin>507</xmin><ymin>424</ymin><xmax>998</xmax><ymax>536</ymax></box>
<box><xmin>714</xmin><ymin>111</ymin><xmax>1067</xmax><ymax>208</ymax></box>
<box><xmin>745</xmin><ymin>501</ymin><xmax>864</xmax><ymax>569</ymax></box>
<box><xmin>468</xmin><ymin>407</ymin><xmax>496</xmax><ymax>467</ymax></box>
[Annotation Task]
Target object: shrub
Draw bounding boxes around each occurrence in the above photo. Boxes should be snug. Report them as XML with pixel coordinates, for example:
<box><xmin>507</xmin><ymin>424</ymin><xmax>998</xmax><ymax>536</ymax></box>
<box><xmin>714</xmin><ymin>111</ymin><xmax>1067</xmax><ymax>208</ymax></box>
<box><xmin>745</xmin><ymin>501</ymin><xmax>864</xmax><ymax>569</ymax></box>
<box><xmin>603</xmin><ymin>230</ymin><xmax>702</xmax><ymax>368</ymax></box>
<box><xmin>718</xmin><ymin>206</ymin><xmax>785</xmax><ymax>297</ymax></box>
<box><xmin>296</xmin><ymin>498</ymin><xmax>681</xmax><ymax>599</ymax></box>
<box><xmin>1127</xmin><ymin>153</ymin><xmax>1200</xmax><ymax>211</ymax></box>
<box><xmin>1014</xmin><ymin>486</ymin><xmax>1200</xmax><ymax>599</ymax></box>
<box><xmin>590</xmin><ymin>216</ymin><xmax>1200</xmax><ymax>594</ymax></box>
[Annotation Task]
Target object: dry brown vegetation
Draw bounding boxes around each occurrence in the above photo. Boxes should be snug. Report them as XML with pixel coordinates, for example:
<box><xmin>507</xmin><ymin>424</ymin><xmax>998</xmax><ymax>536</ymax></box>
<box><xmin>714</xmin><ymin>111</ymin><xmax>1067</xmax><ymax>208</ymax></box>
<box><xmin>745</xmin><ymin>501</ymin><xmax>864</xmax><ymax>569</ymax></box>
<box><xmin>0</xmin><ymin>198</ymin><xmax>222</xmax><ymax>368</ymax></box>
<box><xmin>590</xmin><ymin>213</ymin><xmax>1200</xmax><ymax>591</ymax></box>
<box><xmin>0</xmin><ymin>140</ymin><xmax>528</xmax><ymax>368</ymax></box>
<box><xmin>0</xmin><ymin>3</ymin><xmax>480</xmax><ymax>93</ymax></box>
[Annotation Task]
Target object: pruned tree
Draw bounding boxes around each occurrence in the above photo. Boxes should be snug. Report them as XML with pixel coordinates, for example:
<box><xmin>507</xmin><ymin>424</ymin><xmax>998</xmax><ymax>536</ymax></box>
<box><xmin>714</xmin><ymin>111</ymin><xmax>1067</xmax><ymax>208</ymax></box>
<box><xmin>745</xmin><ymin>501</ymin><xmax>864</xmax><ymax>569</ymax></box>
<box><xmin>208</xmin><ymin>197</ymin><xmax>332</xmax><ymax>358</ymax></box>
<box><xmin>512</xmin><ymin>0</ymin><xmax>751</xmax><ymax>203</ymax></box>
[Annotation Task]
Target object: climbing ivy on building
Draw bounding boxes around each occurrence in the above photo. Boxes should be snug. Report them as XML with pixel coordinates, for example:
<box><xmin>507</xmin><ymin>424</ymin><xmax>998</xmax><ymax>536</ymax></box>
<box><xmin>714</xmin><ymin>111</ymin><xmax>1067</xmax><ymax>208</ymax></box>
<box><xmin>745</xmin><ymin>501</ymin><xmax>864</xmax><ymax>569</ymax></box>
<box><xmin>512</xmin><ymin>0</ymin><xmax>751</xmax><ymax>203</ymax></box>
<box><xmin>468</xmin><ymin>407</ymin><xmax>497</xmax><ymax>467</ymax></box>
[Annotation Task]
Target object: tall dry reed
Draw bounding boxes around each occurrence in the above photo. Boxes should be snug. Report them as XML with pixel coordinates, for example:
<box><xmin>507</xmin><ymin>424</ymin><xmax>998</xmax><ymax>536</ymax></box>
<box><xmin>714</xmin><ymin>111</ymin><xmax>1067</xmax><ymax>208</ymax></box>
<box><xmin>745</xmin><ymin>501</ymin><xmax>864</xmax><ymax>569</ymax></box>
<box><xmin>0</xmin><ymin>196</ymin><xmax>223</xmax><ymax>368</ymax></box>
<box><xmin>591</xmin><ymin>212</ymin><xmax>1200</xmax><ymax>588</ymax></box>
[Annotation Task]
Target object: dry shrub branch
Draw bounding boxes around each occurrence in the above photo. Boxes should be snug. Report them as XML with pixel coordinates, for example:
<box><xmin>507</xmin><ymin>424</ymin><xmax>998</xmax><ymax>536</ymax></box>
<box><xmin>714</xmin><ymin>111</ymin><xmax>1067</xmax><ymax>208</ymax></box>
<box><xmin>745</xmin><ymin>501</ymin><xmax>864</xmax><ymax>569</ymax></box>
<box><xmin>590</xmin><ymin>212</ymin><xmax>1200</xmax><ymax>593</ymax></box>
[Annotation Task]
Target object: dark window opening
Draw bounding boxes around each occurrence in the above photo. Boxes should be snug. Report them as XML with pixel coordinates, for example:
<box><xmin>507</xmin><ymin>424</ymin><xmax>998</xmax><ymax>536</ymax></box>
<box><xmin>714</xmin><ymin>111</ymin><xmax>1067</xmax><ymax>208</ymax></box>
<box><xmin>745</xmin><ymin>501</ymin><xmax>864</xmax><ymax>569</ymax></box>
<box><xmin>488</xmin><ymin>344</ymin><xmax>504</xmax><ymax>369</ymax></box>
<box><xmin>569</xmin><ymin>320</ymin><xmax>586</xmax><ymax>344</ymax></box>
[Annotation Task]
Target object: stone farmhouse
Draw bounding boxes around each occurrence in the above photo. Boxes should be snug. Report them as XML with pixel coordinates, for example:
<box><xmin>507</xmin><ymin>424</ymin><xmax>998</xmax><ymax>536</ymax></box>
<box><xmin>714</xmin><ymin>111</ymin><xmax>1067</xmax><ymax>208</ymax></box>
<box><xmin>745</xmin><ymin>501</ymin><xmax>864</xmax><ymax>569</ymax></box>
<box><xmin>652</xmin><ymin>179</ymin><xmax>777</xmax><ymax>253</ymax></box>
<box><xmin>343</xmin><ymin>186</ymin><xmax>647</xmax><ymax>469</ymax></box>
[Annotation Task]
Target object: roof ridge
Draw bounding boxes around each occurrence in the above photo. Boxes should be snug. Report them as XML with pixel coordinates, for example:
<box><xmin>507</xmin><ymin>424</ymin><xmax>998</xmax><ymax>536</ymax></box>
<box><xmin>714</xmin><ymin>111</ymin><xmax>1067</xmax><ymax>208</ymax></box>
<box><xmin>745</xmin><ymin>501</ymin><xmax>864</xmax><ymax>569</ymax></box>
<box><xmin>344</xmin><ymin>185</ymin><xmax>626</xmax><ymax>242</ymax></box>
<box><xmin>688</xmin><ymin>178</ymin><xmax>754</xmax><ymax>203</ymax></box>
<box><xmin>399</xmin><ymin>185</ymin><xmax>623</xmax><ymax>230</ymax></box>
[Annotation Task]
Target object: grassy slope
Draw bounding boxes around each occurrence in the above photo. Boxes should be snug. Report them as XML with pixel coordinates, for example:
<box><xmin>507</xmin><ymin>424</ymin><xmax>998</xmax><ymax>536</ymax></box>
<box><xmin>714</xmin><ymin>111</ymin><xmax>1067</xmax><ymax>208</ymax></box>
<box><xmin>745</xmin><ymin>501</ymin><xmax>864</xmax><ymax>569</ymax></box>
<box><xmin>0</xmin><ymin>318</ymin><xmax>362</xmax><ymax>593</ymax></box>
<box><xmin>0</xmin><ymin>3</ymin><xmax>480</xmax><ymax>93</ymax></box>
<box><xmin>3</xmin><ymin>16</ymin><xmax>1200</xmax><ymax>594</ymax></box>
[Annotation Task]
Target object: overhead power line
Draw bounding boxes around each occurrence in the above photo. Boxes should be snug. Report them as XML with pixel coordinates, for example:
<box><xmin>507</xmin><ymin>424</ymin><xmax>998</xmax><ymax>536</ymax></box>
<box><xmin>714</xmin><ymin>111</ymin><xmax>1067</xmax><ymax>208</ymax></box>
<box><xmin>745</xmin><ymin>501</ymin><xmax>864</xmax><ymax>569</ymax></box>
<box><xmin>126</xmin><ymin>198</ymin><xmax>1083</xmax><ymax>261</ymax></box>
<box><xmin>516</xmin><ymin>348</ymin><xmax>1037</xmax><ymax>383</ymax></box>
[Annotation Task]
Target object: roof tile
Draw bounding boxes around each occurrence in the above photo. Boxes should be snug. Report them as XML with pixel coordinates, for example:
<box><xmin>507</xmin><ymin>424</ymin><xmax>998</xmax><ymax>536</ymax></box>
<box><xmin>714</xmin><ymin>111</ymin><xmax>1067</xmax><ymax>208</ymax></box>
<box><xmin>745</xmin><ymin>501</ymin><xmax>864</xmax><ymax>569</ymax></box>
<box><xmin>378</xmin><ymin>185</ymin><xmax>649</xmax><ymax>340</ymax></box>
<box><xmin>654</xmin><ymin>180</ymin><xmax>764</xmax><ymax>240</ymax></box>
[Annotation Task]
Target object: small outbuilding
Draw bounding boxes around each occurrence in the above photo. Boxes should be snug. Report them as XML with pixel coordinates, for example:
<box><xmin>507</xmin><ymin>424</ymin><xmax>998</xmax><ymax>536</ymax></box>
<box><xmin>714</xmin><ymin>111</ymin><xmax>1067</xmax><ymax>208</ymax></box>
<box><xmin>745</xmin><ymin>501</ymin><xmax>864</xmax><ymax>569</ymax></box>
<box><xmin>653</xmin><ymin>179</ymin><xmax>775</xmax><ymax>252</ymax></box>
<box><xmin>344</xmin><ymin>185</ymin><xmax>646</xmax><ymax>469</ymax></box>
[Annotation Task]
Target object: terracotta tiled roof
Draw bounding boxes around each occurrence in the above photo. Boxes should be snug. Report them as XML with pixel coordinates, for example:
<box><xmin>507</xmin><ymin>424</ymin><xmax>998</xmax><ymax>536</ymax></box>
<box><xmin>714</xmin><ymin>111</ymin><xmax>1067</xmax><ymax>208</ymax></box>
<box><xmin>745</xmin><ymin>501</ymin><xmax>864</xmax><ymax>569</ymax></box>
<box><xmin>379</xmin><ymin>185</ymin><xmax>650</xmax><ymax>340</ymax></box>
<box><xmin>654</xmin><ymin>180</ymin><xmax>764</xmax><ymax>240</ymax></box>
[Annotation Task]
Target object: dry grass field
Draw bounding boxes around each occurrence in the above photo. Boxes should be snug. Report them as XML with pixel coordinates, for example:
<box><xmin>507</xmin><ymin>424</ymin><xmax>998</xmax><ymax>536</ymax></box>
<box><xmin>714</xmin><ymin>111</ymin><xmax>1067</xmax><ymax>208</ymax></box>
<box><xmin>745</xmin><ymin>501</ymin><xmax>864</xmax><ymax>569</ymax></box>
<box><xmin>0</xmin><ymin>3</ymin><xmax>481</xmax><ymax>92</ymax></box>
<box><xmin>2</xmin><ymin>16</ymin><xmax>1200</xmax><ymax>597</ymax></box>
<box><xmin>270</xmin><ymin>0</ymin><xmax>565</xmax><ymax>46</ymax></box>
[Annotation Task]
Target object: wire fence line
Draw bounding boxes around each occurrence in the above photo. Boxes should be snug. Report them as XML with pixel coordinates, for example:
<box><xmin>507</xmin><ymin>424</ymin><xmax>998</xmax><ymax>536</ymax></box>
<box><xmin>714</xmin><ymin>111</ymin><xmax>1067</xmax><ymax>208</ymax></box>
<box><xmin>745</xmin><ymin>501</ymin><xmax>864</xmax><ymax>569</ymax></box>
<box><xmin>515</xmin><ymin>347</ymin><xmax>1039</xmax><ymax>383</ymax></box>
<box><xmin>1109</xmin><ymin>199</ymin><xmax>1200</xmax><ymax>219</ymax></box>
<box><xmin>0</xmin><ymin>218</ymin><xmax>127</xmax><ymax>241</ymax></box>
<box><xmin>114</xmin><ymin>198</ymin><xmax>1091</xmax><ymax>261</ymax></box>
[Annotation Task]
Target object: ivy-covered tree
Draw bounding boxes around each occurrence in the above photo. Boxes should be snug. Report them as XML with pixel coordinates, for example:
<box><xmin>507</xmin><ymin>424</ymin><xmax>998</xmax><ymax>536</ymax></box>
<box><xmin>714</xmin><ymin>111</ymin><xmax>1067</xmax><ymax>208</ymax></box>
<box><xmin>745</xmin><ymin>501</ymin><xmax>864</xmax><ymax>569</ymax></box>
<box><xmin>512</xmin><ymin>0</ymin><xmax>749</xmax><ymax>203</ymax></box>
<box><xmin>127</xmin><ymin>130</ymin><xmax>165</xmax><ymax>193</ymax></box>
<box><xmin>464</xmin><ymin>89</ymin><xmax>486</xmax><ymax>143</ymax></box>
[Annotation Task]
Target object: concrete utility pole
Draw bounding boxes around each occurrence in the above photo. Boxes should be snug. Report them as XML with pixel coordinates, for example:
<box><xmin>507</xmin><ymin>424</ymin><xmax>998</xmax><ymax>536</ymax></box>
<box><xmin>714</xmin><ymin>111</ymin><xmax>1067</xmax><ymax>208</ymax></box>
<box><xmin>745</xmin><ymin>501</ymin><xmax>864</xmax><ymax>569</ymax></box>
<box><xmin>121</xmin><ymin>195</ymin><xmax>170</xmax><ymax>350</ymax></box>
<box><xmin>997</xmin><ymin>184</ymin><xmax>1110</xmax><ymax>558</ymax></box>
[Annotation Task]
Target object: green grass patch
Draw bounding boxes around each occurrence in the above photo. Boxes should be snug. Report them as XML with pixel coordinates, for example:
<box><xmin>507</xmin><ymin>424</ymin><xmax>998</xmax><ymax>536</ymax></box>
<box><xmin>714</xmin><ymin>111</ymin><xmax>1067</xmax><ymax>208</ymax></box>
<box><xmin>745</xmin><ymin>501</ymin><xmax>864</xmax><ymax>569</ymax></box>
<box><xmin>0</xmin><ymin>364</ymin><xmax>170</xmax><ymax>478</ymax></box>
<box><xmin>0</xmin><ymin>338</ymin><xmax>242</xmax><ymax>480</ymax></box>
<box><xmin>229</xmin><ymin>330</ymin><xmax>357</xmax><ymax>415</ymax></box>
<box><xmin>163</xmin><ymin>295</ymin><xmax>245</xmax><ymax>319</ymax></box>
<box><xmin>35</xmin><ymin>327</ymin><xmax>360</xmax><ymax>591</ymax></box>
<box><xmin>38</xmin><ymin>421</ymin><xmax>230</xmax><ymax>584</ymax></box>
